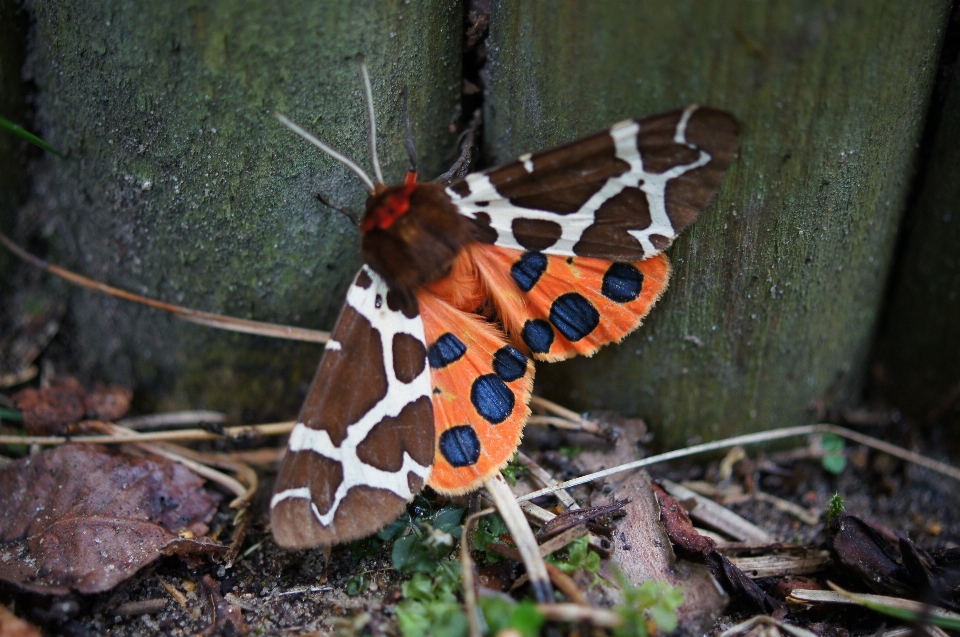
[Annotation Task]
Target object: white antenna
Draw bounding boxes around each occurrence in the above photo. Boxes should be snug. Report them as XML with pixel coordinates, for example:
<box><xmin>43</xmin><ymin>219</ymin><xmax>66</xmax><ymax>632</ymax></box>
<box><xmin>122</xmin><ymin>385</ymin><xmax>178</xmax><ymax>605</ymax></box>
<box><xmin>359</xmin><ymin>60</ymin><xmax>385</xmax><ymax>185</ymax></box>
<box><xmin>274</xmin><ymin>112</ymin><xmax>376</xmax><ymax>193</ymax></box>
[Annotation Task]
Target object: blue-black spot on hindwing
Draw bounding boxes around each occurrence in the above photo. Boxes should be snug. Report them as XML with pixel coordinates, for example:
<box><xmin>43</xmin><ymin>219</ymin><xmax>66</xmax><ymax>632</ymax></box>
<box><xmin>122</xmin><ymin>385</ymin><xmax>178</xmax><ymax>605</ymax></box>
<box><xmin>602</xmin><ymin>262</ymin><xmax>644</xmax><ymax>303</ymax></box>
<box><xmin>493</xmin><ymin>346</ymin><xmax>527</xmax><ymax>382</ymax></box>
<box><xmin>428</xmin><ymin>333</ymin><xmax>467</xmax><ymax>369</ymax></box>
<box><xmin>510</xmin><ymin>251</ymin><xmax>548</xmax><ymax>292</ymax></box>
<box><xmin>439</xmin><ymin>425</ymin><xmax>481</xmax><ymax>468</ymax></box>
<box><xmin>471</xmin><ymin>374</ymin><xmax>515</xmax><ymax>424</ymax></box>
<box><xmin>521</xmin><ymin>319</ymin><xmax>554</xmax><ymax>354</ymax></box>
<box><xmin>550</xmin><ymin>293</ymin><xmax>600</xmax><ymax>342</ymax></box>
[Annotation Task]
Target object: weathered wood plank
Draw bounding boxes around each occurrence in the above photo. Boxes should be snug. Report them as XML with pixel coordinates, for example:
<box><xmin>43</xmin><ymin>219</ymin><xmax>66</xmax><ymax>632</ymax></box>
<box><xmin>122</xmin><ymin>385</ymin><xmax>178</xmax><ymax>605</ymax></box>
<box><xmin>485</xmin><ymin>2</ymin><xmax>952</xmax><ymax>445</ymax></box>
<box><xmin>16</xmin><ymin>1</ymin><xmax>461</xmax><ymax>415</ymax></box>
<box><xmin>875</xmin><ymin>61</ymin><xmax>960</xmax><ymax>419</ymax></box>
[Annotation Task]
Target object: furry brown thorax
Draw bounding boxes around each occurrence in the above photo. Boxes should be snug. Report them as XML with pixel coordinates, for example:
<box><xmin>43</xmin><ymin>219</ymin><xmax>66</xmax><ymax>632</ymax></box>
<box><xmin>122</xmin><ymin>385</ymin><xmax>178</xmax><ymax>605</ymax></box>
<box><xmin>360</xmin><ymin>177</ymin><xmax>475</xmax><ymax>304</ymax></box>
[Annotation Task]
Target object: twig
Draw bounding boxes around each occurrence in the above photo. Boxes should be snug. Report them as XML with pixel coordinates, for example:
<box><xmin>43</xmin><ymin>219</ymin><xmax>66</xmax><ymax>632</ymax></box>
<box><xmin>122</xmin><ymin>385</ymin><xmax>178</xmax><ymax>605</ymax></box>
<box><xmin>528</xmin><ymin>395</ymin><xmax>605</xmax><ymax>436</ymax></box>
<box><xmin>485</xmin><ymin>474</ymin><xmax>554</xmax><ymax>603</ymax></box>
<box><xmin>0</xmin><ymin>421</ymin><xmax>295</xmax><ymax>445</ymax></box>
<box><xmin>534</xmin><ymin>603</ymin><xmax>620</xmax><ymax>628</ymax></box>
<box><xmin>461</xmin><ymin>507</ymin><xmax>496</xmax><ymax>637</ymax></box>
<box><xmin>0</xmin><ymin>232</ymin><xmax>329</xmax><ymax>343</ymax></box>
<box><xmin>791</xmin><ymin>585</ymin><xmax>960</xmax><ymax>630</ymax></box>
<box><xmin>158</xmin><ymin>577</ymin><xmax>189</xmax><ymax>610</ymax></box>
<box><xmin>516</xmin><ymin>424</ymin><xmax>960</xmax><ymax>503</ymax></box>
<box><xmin>719</xmin><ymin>615</ymin><xmax>819</xmax><ymax>637</ymax></box>
<box><xmin>117</xmin><ymin>410</ymin><xmax>226</xmax><ymax>430</ymax></box>
<box><xmin>516</xmin><ymin>451</ymin><xmax>578</xmax><ymax>510</ymax></box>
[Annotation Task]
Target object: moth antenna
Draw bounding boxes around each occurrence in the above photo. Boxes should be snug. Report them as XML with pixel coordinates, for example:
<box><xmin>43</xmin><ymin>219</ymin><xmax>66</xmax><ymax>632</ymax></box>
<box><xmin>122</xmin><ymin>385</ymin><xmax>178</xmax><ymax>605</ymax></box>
<box><xmin>403</xmin><ymin>86</ymin><xmax>418</xmax><ymax>173</ymax></box>
<box><xmin>275</xmin><ymin>112</ymin><xmax>376</xmax><ymax>193</ymax></box>
<box><xmin>359</xmin><ymin>60</ymin><xmax>385</xmax><ymax>185</ymax></box>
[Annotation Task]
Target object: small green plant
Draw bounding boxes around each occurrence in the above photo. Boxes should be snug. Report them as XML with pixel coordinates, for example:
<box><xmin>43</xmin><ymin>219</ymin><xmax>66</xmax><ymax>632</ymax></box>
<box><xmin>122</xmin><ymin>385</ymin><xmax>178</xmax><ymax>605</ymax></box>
<box><xmin>345</xmin><ymin>574</ymin><xmax>366</xmax><ymax>596</ymax></box>
<box><xmin>826</xmin><ymin>492</ymin><xmax>845</xmax><ymax>526</ymax></box>
<box><xmin>0</xmin><ymin>408</ymin><xmax>23</xmax><ymax>423</ymax></box>
<box><xmin>821</xmin><ymin>433</ymin><xmax>847</xmax><ymax>475</ymax></box>
<box><xmin>392</xmin><ymin>505</ymin><xmax>468</xmax><ymax>637</ymax></box>
<box><xmin>558</xmin><ymin>444</ymin><xmax>582</xmax><ymax>459</ymax></box>
<box><xmin>612</xmin><ymin>574</ymin><xmax>684</xmax><ymax>637</ymax></box>
<box><xmin>545</xmin><ymin>536</ymin><xmax>601</xmax><ymax>587</ymax></box>
<box><xmin>500</xmin><ymin>453</ymin><xmax>526</xmax><ymax>486</ymax></box>
<box><xmin>472</xmin><ymin>513</ymin><xmax>509</xmax><ymax>564</ymax></box>
<box><xmin>478</xmin><ymin>596</ymin><xmax>544</xmax><ymax>637</ymax></box>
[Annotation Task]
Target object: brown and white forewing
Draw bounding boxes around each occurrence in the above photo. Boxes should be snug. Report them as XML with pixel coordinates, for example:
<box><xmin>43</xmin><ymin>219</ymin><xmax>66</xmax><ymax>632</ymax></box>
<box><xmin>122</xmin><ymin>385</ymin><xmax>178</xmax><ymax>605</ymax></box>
<box><xmin>271</xmin><ymin>265</ymin><xmax>434</xmax><ymax>548</ymax></box>
<box><xmin>448</xmin><ymin>106</ymin><xmax>738</xmax><ymax>261</ymax></box>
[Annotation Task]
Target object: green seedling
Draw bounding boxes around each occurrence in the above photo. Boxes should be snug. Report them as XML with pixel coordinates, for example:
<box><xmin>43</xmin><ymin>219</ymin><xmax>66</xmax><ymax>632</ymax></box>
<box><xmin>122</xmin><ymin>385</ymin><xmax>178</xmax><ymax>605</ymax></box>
<box><xmin>392</xmin><ymin>505</ymin><xmax>468</xmax><ymax>637</ymax></box>
<box><xmin>478</xmin><ymin>596</ymin><xmax>544</xmax><ymax>637</ymax></box>
<box><xmin>825</xmin><ymin>493</ymin><xmax>845</xmax><ymax>526</ymax></box>
<box><xmin>500</xmin><ymin>453</ymin><xmax>526</xmax><ymax>486</ymax></box>
<box><xmin>545</xmin><ymin>535</ymin><xmax>601</xmax><ymax>587</ymax></box>
<box><xmin>821</xmin><ymin>433</ymin><xmax>847</xmax><ymax>475</ymax></box>
<box><xmin>472</xmin><ymin>513</ymin><xmax>509</xmax><ymax>564</ymax></box>
<box><xmin>612</xmin><ymin>573</ymin><xmax>684</xmax><ymax>637</ymax></box>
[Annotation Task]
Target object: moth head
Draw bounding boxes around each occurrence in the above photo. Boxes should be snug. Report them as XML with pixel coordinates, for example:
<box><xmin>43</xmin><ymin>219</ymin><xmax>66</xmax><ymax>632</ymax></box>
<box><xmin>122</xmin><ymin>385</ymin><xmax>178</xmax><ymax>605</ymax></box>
<box><xmin>361</xmin><ymin>171</ymin><xmax>418</xmax><ymax>233</ymax></box>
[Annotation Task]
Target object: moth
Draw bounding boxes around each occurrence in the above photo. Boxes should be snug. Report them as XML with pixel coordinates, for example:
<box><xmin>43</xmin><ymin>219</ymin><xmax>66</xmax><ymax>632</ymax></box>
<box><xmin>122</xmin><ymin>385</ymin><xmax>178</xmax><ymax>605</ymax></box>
<box><xmin>270</xmin><ymin>65</ymin><xmax>738</xmax><ymax>548</ymax></box>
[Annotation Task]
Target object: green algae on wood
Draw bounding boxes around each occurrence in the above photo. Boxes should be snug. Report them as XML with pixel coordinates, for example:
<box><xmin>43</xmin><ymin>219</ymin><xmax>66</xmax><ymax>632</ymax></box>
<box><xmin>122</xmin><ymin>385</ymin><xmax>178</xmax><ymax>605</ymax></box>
<box><xmin>19</xmin><ymin>0</ymin><xmax>462</xmax><ymax>416</ymax></box>
<box><xmin>484</xmin><ymin>1</ymin><xmax>953</xmax><ymax>446</ymax></box>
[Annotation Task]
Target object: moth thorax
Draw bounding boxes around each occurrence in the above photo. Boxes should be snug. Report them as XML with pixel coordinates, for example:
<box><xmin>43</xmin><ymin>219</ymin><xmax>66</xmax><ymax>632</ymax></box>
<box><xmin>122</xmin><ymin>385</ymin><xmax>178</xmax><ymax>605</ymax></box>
<box><xmin>360</xmin><ymin>182</ymin><xmax>474</xmax><ymax>299</ymax></box>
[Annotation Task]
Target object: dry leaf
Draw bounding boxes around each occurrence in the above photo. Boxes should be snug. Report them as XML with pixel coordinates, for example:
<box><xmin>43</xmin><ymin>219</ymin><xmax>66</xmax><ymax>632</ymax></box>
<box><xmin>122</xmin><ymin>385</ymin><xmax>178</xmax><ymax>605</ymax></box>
<box><xmin>0</xmin><ymin>444</ymin><xmax>224</xmax><ymax>595</ymax></box>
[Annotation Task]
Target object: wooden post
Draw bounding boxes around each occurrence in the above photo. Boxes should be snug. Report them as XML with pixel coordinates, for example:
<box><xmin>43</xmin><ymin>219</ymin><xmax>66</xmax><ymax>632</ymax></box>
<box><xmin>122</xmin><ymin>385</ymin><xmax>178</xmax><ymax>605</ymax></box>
<box><xmin>875</xmin><ymin>62</ymin><xmax>960</xmax><ymax>420</ymax></box>
<box><xmin>16</xmin><ymin>1</ymin><xmax>462</xmax><ymax>416</ymax></box>
<box><xmin>484</xmin><ymin>2</ymin><xmax>953</xmax><ymax>445</ymax></box>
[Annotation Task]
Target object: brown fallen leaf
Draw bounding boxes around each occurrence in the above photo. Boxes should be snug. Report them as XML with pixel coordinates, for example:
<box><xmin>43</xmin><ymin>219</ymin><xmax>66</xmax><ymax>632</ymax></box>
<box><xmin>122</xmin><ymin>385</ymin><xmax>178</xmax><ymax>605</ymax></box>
<box><xmin>83</xmin><ymin>383</ymin><xmax>133</xmax><ymax>422</ymax></box>
<box><xmin>0</xmin><ymin>444</ymin><xmax>224</xmax><ymax>595</ymax></box>
<box><xmin>12</xmin><ymin>376</ymin><xmax>85</xmax><ymax>434</ymax></box>
<box><xmin>11</xmin><ymin>376</ymin><xmax>132</xmax><ymax>435</ymax></box>
<box><xmin>653</xmin><ymin>483</ymin><xmax>781</xmax><ymax>614</ymax></box>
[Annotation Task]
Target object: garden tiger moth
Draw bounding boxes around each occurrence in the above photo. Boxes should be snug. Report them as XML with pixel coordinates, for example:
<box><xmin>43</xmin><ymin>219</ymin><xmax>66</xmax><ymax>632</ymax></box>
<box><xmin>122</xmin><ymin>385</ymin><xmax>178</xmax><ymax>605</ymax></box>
<box><xmin>270</xmin><ymin>64</ymin><xmax>738</xmax><ymax>548</ymax></box>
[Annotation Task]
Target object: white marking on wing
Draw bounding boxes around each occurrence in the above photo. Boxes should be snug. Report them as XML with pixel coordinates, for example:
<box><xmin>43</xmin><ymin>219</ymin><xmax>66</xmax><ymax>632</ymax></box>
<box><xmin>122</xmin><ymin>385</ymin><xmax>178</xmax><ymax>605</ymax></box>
<box><xmin>271</xmin><ymin>266</ymin><xmax>432</xmax><ymax>528</ymax></box>
<box><xmin>519</xmin><ymin>153</ymin><xmax>534</xmax><ymax>173</ymax></box>
<box><xmin>325</xmin><ymin>339</ymin><xmax>341</xmax><ymax>351</ymax></box>
<box><xmin>674</xmin><ymin>104</ymin><xmax>698</xmax><ymax>144</ymax></box>
<box><xmin>448</xmin><ymin>109</ymin><xmax>714</xmax><ymax>259</ymax></box>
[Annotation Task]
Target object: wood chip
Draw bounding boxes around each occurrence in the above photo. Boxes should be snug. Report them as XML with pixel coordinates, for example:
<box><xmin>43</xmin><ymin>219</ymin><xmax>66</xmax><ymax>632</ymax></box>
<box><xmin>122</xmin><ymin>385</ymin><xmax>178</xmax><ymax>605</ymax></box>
<box><xmin>111</xmin><ymin>599</ymin><xmax>168</xmax><ymax>617</ymax></box>
<box><xmin>729</xmin><ymin>551</ymin><xmax>831</xmax><ymax>578</ymax></box>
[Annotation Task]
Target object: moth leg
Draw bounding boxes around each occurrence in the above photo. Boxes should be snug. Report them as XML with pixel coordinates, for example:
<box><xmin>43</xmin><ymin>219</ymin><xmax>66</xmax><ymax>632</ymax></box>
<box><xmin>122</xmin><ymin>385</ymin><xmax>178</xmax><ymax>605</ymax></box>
<box><xmin>432</xmin><ymin>107</ymin><xmax>482</xmax><ymax>185</ymax></box>
<box><xmin>315</xmin><ymin>193</ymin><xmax>360</xmax><ymax>227</ymax></box>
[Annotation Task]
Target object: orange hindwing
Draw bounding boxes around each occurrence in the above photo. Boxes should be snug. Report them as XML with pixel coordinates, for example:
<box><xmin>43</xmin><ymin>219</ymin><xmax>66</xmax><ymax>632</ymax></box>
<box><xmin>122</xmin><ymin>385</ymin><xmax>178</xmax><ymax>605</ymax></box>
<box><xmin>467</xmin><ymin>243</ymin><xmax>672</xmax><ymax>362</ymax></box>
<box><xmin>417</xmin><ymin>277</ymin><xmax>533</xmax><ymax>494</ymax></box>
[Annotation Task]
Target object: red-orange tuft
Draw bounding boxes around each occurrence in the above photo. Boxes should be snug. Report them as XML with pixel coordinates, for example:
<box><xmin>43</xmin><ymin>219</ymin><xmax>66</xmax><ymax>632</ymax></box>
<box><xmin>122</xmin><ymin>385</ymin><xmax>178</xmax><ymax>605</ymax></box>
<box><xmin>360</xmin><ymin>171</ymin><xmax>418</xmax><ymax>233</ymax></box>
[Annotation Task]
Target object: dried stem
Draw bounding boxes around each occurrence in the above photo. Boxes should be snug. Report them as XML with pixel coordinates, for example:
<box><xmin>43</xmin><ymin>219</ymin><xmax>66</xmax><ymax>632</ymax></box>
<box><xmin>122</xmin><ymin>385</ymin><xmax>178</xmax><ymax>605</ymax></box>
<box><xmin>0</xmin><ymin>232</ymin><xmax>329</xmax><ymax>343</ymax></box>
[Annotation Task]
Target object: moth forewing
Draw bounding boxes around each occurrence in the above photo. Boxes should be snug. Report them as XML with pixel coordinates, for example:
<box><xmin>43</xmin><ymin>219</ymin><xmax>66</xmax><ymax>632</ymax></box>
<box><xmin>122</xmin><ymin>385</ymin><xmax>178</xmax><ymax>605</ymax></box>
<box><xmin>270</xmin><ymin>266</ymin><xmax>434</xmax><ymax>548</ymax></box>
<box><xmin>445</xmin><ymin>105</ymin><xmax>739</xmax><ymax>263</ymax></box>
